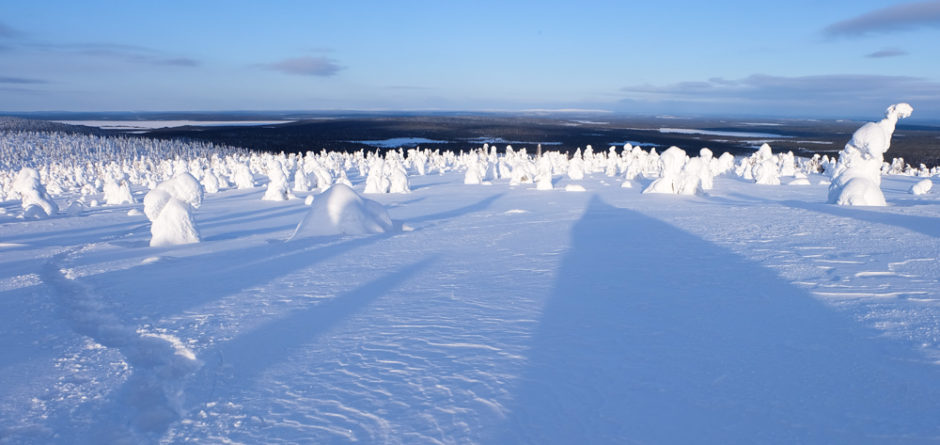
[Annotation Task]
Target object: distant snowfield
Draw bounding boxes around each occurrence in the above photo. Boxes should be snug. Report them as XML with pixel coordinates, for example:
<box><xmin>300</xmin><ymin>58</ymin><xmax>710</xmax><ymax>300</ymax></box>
<box><xmin>659</xmin><ymin>127</ymin><xmax>791</xmax><ymax>138</ymax></box>
<box><xmin>54</xmin><ymin>120</ymin><xmax>295</xmax><ymax>130</ymax></box>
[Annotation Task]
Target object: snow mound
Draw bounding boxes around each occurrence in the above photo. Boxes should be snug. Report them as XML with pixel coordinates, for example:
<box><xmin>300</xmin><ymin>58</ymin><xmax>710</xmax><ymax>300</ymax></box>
<box><xmin>290</xmin><ymin>184</ymin><xmax>394</xmax><ymax>238</ymax></box>
<box><xmin>565</xmin><ymin>184</ymin><xmax>586</xmax><ymax>192</ymax></box>
<box><xmin>910</xmin><ymin>179</ymin><xmax>932</xmax><ymax>195</ymax></box>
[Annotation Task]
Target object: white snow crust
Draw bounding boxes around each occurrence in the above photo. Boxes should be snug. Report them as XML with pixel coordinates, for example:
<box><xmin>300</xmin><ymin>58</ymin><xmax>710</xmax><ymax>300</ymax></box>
<box><xmin>2</xmin><ymin>123</ymin><xmax>940</xmax><ymax>444</ymax></box>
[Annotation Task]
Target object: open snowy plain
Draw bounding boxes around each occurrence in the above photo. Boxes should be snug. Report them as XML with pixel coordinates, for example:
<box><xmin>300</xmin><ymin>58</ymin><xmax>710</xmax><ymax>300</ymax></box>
<box><xmin>1</xmin><ymin>126</ymin><xmax>940</xmax><ymax>443</ymax></box>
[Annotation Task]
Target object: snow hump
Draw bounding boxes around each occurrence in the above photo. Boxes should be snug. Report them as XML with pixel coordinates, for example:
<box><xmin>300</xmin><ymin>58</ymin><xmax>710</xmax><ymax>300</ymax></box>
<box><xmin>289</xmin><ymin>184</ymin><xmax>394</xmax><ymax>239</ymax></box>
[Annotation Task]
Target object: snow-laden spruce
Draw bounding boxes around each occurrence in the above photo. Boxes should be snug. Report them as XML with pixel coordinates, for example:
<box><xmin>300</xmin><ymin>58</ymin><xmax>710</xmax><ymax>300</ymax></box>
<box><xmin>290</xmin><ymin>183</ymin><xmax>394</xmax><ymax>238</ymax></box>
<box><xmin>144</xmin><ymin>173</ymin><xmax>204</xmax><ymax>247</ymax></box>
<box><xmin>102</xmin><ymin>175</ymin><xmax>135</xmax><ymax>205</ymax></box>
<box><xmin>643</xmin><ymin>146</ymin><xmax>701</xmax><ymax>195</ymax></box>
<box><xmin>829</xmin><ymin>103</ymin><xmax>913</xmax><ymax>206</ymax></box>
<box><xmin>262</xmin><ymin>159</ymin><xmax>290</xmax><ymax>201</ymax></box>
<box><xmin>13</xmin><ymin>167</ymin><xmax>59</xmax><ymax>218</ymax></box>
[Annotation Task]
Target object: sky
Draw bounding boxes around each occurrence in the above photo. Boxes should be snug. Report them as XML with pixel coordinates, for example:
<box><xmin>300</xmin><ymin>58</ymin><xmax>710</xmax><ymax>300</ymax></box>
<box><xmin>1</xmin><ymin>0</ymin><xmax>940</xmax><ymax>120</ymax></box>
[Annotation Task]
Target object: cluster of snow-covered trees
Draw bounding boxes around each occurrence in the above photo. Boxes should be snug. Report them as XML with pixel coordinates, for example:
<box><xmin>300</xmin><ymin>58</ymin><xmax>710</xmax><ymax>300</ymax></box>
<box><xmin>1</xmin><ymin>104</ymin><xmax>937</xmax><ymax>244</ymax></box>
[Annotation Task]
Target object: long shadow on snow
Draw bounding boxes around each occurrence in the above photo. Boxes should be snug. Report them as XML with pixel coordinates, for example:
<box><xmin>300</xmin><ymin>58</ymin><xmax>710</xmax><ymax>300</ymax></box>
<box><xmin>494</xmin><ymin>196</ymin><xmax>940</xmax><ymax>444</ymax></box>
<box><xmin>782</xmin><ymin>199</ymin><xmax>940</xmax><ymax>239</ymax></box>
<box><xmin>40</xmin><ymin>194</ymin><xmax>502</xmax><ymax>442</ymax></box>
<box><xmin>188</xmin><ymin>256</ymin><xmax>436</xmax><ymax>403</ymax></box>
<box><xmin>0</xmin><ymin>219</ymin><xmax>145</xmax><ymax>244</ymax></box>
<box><xmin>61</xmin><ymin>258</ymin><xmax>434</xmax><ymax>444</ymax></box>
<box><xmin>404</xmin><ymin>193</ymin><xmax>503</xmax><ymax>225</ymax></box>
<box><xmin>198</xmin><ymin>202</ymin><xmax>305</xmax><ymax>226</ymax></box>
<box><xmin>78</xmin><ymin>193</ymin><xmax>503</xmax><ymax>325</ymax></box>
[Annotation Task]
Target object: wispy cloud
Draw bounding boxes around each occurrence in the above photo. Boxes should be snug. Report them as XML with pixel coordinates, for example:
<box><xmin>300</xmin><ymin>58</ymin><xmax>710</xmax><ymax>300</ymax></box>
<box><xmin>385</xmin><ymin>85</ymin><xmax>433</xmax><ymax>91</ymax></box>
<box><xmin>0</xmin><ymin>21</ymin><xmax>21</xmax><ymax>38</ymax></box>
<box><xmin>158</xmin><ymin>57</ymin><xmax>200</xmax><ymax>67</ymax></box>
<box><xmin>619</xmin><ymin>74</ymin><xmax>940</xmax><ymax>117</ymax></box>
<box><xmin>0</xmin><ymin>75</ymin><xmax>48</xmax><ymax>84</ymax></box>
<box><xmin>263</xmin><ymin>56</ymin><xmax>343</xmax><ymax>77</ymax></box>
<box><xmin>0</xmin><ymin>86</ymin><xmax>47</xmax><ymax>95</ymax></box>
<box><xmin>623</xmin><ymin>74</ymin><xmax>940</xmax><ymax>99</ymax></box>
<box><xmin>823</xmin><ymin>0</ymin><xmax>940</xmax><ymax>37</ymax></box>
<box><xmin>39</xmin><ymin>42</ymin><xmax>202</xmax><ymax>67</ymax></box>
<box><xmin>866</xmin><ymin>48</ymin><xmax>909</xmax><ymax>58</ymax></box>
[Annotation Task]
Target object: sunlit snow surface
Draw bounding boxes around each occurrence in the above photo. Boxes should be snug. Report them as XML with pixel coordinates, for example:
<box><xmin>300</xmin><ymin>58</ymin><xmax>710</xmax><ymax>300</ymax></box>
<box><xmin>2</xmin><ymin>173</ymin><xmax>940</xmax><ymax>443</ymax></box>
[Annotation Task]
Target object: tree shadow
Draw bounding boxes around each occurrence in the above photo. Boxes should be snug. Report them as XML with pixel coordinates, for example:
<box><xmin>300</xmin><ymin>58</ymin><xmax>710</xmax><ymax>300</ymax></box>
<box><xmin>74</xmin><ymin>193</ymin><xmax>503</xmax><ymax>326</ymax></box>
<box><xmin>404</xmin><ymin>193</ymin><xmax>503</xmax><ymax>227</ymax></box>
<box><xmin>188</xmin><ymin>256</ymin><xmax>436</xmax><ymax>400</ymax></box>
<box><xmin>494</xmin><ymin>196</ymin><xmax>940</xmax><ymax>443</ymax></box>
<box><xmin>410</xmin><ymin>180</ymin><xmax>450</xmax><ymax>191</ymax></box>
<box><xmin>781</xmin><ymin>200</ymin><xmax>940</xmax><ymax>239</ymax></box>
<box><xmin>61</xmin><ymin>257</ymin><xmax>436</xmax><ymax>444</ymax></box>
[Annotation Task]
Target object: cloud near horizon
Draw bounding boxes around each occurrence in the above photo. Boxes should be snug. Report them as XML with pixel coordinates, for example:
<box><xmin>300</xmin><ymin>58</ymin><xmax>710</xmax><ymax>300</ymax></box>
<box><xmin>620</xmin><ymin>74</ymin><xmax>940</xmax><ymax>117</ymax></box>
<box><xmin>14</xmin><ymin>41</ymin><xmax>201</xmax><ymax>68</ymax></box>
<box><xmin>0</xmin><ymin>21</ymin><xmax>21</xmax><ymax>38</ymax></box>
<box><xmin>866</xmin><ymin>48</ymin><xmax>909</xmax><ymax>58</ymax></box>
<box><xmin>824</xmin><ymin>0</ymin><xmax>940</xmax><ymax>37</ymax></box>
<box><xmin>0</xmin><ymin>75</ymin><xmax>48</xmax><ymax>84</ymax></box>
<box><xmin>264</xmin><ymin>56</ymin><xmax>343</xmax><ymax>77</ymax></box>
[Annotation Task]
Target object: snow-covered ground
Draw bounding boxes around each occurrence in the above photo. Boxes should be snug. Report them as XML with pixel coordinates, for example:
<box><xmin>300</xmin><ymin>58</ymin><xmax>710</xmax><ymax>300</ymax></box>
<box><xmin>2</xmin><ymin>162</ymin><xmax>939</xmax><ymax>443</ymax></box>
<box><xmin>1</xmin><ymin>107</ymin><xmax>939</xmax><ymax>442</ymax></box>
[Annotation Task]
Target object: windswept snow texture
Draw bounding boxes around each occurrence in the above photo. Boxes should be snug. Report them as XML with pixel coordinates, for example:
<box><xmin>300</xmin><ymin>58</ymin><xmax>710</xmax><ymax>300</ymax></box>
<box><xmin>2</xmin><ymin>167</ymin><xmax>940</xmax><ymax>443</ymax></box>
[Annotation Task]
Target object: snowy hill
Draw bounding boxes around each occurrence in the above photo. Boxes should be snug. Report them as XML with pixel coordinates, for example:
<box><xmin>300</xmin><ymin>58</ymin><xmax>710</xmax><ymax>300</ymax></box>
<box><xmin>1</xmin><ymin>129</ymin><xmax>939</xmax><ymax>443</ymax></box>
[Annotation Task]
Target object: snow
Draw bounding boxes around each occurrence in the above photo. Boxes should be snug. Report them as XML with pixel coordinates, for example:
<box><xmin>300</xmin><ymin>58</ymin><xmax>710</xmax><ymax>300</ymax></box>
<box><xmin>659</xmin><ymin>127</ymin><xmax>790</xmax><ymax>138</ymax></box>
<box><xmin>289</xmin><ymin>184</ymin><xmax>394</xmax><ymax>238</ymax></box>
<box><xmin>829</xmin><ymin>103</ymin><xmax>913</xmax><ymax>206</ymax></box>
<box><xmin>911</xmin><ymin>178</ymin><xmax>933</xmax><ymax>195</ymax></box>
<box><xmin>144</xmin><ymin>173</ymin><xmax>204</xmax><ymax>247</ymax></box>
<box><xmin>464</xmin><ymin>137</ymin><xmax>563</xmax><ymax>146</ymax></box>
<box><xmin>352</xmin><ymin>137</ymin><xmax>448</xmax><ymax>148</ymax></box>
<box><xmin>12</xmin><ymin>167</ymin><xmax>58</xmax><ymax>218</ymax></box>
<box><xmin>2</xmin><ymin>132</ymin><xmax>940</xmax><ymax>443</ymax></box>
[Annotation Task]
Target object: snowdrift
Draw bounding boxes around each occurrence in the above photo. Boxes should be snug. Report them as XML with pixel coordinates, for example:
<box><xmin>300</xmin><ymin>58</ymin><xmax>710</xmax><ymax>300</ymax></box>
<box><xmin>289</xmin><ymin>184</ymin><xmax>394</xmax><ymax>238</ymax></box>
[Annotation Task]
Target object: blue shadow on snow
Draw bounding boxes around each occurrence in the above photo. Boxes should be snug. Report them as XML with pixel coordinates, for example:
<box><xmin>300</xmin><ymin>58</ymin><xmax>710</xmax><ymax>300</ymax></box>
<box><xmin>494</xmin><ymin>196</ymin><xmax>940</xmax><ymax>443</ymax></box>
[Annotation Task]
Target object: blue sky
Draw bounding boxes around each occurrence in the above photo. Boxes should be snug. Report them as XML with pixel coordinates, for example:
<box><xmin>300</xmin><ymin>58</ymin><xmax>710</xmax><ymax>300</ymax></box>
<box><xmin>2</xmin><ymin>0</ymin><xmax>940</xmax><ymax>119</ymax></box>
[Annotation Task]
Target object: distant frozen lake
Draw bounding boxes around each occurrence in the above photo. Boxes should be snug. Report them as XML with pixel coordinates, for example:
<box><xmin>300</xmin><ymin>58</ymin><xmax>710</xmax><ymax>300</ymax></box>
<box><xmin>609</xmin><ymin>140</ymin><xmax>659</xmax><ymax>147</ymax></box>
<box><xmin>352</xmin><ymin>137</ymin><xmax>449</xmax><ymax>148</ymax></box>
<box><xmin>464</xmin><ymin>137</ymin><xmax>563</xmax><ymax>146</ymax></box>
<box><xmin>55</xmin><ymin>120</ymin><xmax>295</xmax><ymax>130</ymax></box>
<box><xmin>659</xmin><ymin>127</ymin><xmax>790</xmax><ymax>138</ymax></box>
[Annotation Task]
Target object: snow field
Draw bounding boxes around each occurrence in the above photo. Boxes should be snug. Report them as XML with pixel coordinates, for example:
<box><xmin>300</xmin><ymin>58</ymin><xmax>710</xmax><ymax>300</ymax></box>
<box><xmin>2</xmin><ymin>169</ymin><xmax>939</xmax><ymax>443</ymax></box>
<box><xmin>1</xmin><ymin>114</ymin><xmax>940</xmax><ymax>442</ymax></box>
